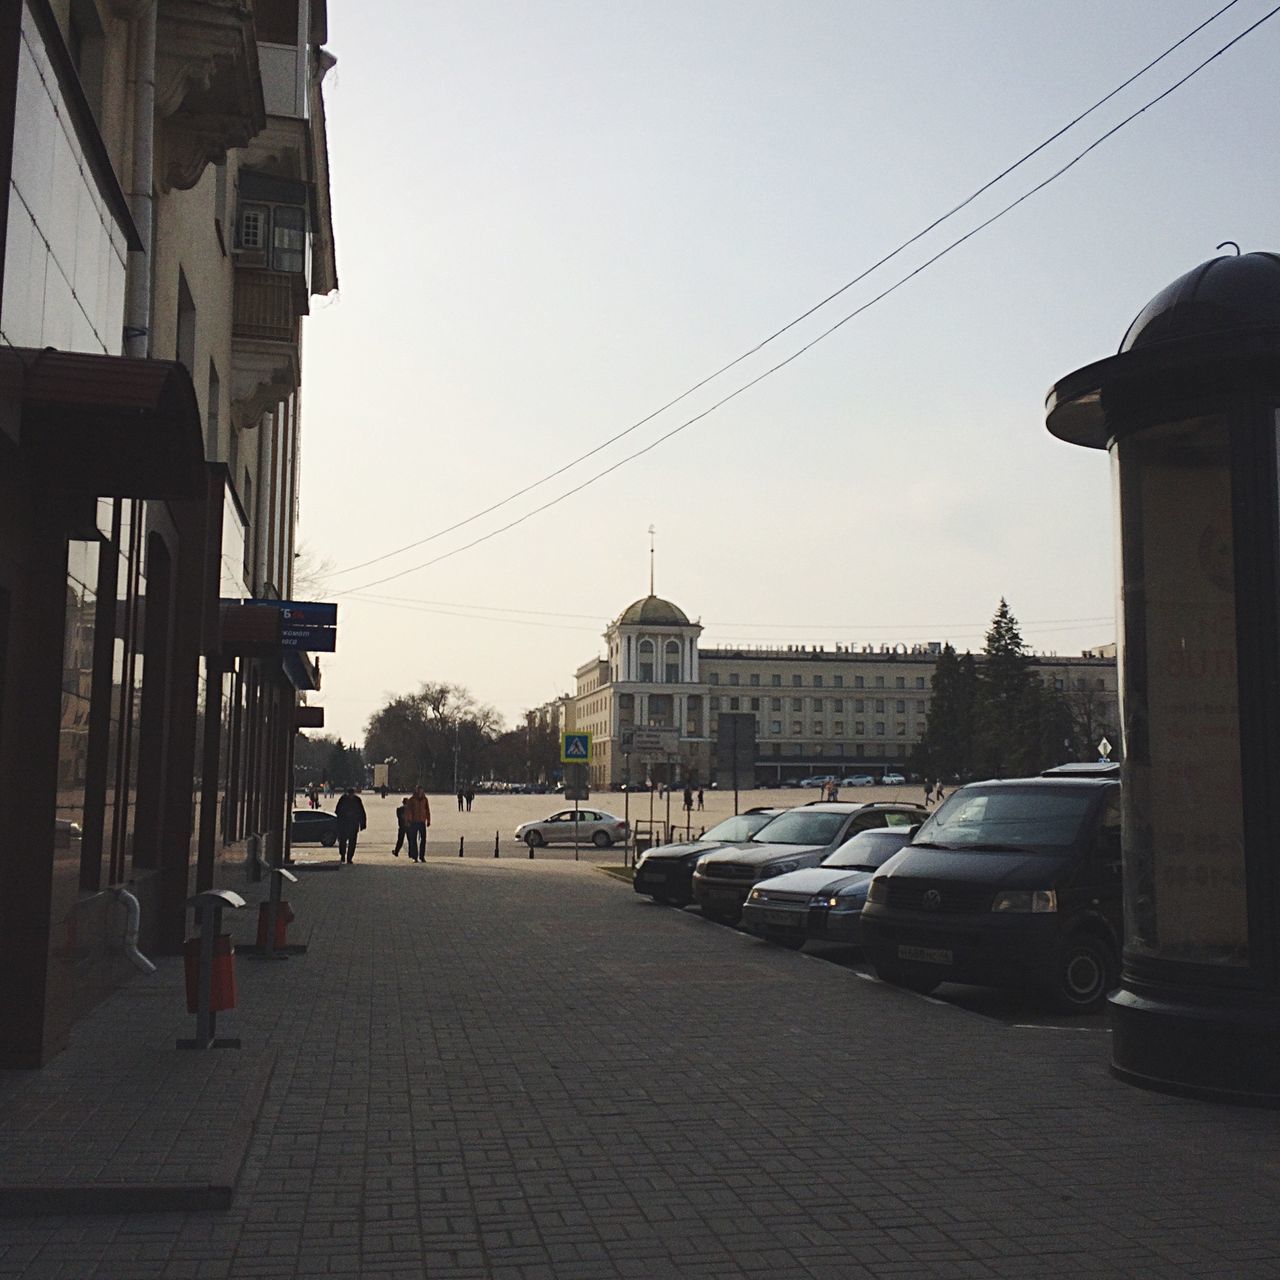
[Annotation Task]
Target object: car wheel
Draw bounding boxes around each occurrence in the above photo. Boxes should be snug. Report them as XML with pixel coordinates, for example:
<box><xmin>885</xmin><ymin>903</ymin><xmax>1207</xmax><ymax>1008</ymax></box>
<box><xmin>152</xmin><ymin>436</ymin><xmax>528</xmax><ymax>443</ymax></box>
<box><xmin>320</xmin><ymin>830</ymin><xmax>336</xmax><ymax>847</ymax></box>
<box><xmin>524</xmin><ymin>830</ymin><xmax>544</xmax><ymax>848</ymax></box>
<box><xmin>1049</xmin><ymin>933</ymin><xmax>1116</xmax><ymax>1014</ymax></box>
<box><xmin>874</xmin><ymin>962</ymin><xmax>940</xmax><ymax>996</ymax></box>
<box><xmin>592</xmin><ymin>830</ymin><xmax>611</xmax><ymax>848</ymax></box>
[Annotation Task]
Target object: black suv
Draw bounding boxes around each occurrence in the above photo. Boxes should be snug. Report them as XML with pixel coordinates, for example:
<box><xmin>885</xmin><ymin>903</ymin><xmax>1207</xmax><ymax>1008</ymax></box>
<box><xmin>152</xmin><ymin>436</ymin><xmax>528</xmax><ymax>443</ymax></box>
<box><xmin>859</xmin><ymin>775</ymin><xmax>1121</xmax><ymax>1012</ymax></box>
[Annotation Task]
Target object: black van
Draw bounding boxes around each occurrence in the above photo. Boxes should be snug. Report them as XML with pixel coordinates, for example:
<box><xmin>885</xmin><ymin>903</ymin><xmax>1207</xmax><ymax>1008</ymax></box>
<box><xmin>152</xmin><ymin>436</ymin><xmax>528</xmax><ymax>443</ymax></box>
<box><xmin>859</xmin><ymin>775</ymin><xmax>1122</xmax><ymax>1012</ymax></box>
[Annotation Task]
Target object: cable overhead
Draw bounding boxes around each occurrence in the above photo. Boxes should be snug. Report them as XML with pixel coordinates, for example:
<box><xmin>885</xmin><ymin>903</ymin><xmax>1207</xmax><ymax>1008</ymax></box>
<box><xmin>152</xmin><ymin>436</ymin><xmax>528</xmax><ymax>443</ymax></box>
<box><xmin>321</xmin><ymin>0</ymin><xmax>1244</xmax><ymax>584</ymax></box>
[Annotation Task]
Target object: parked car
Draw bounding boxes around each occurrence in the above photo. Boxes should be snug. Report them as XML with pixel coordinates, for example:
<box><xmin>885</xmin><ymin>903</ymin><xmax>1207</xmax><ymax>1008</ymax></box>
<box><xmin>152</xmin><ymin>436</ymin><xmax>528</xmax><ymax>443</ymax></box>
<box><xmin>515</xmin><ymin>808</ymin><xmax>629</xmax><ymax>849</ymax></box>
<box><xmin>841</xmin><ymin>774</ymin><xmax>877</xmax><ymax>787</ymax></box>
<box><xmin>291</xmin><ymin>808</ymin><xmax>338</xmax><ymax>846</ymax></box>
<box><xmin>860</xmin><ymin>775</ymin><xmax>1122</xmax><ymax>1012</ymax></box>
<box><xmin>633</xmin><ymin>808</ymin><xmax>785</xmax><ymax>906</ymax></box>
<box><xmin>880</xmin><ymin>772</ymin><xmax>907</xmax><ymax>785</ymax></box>
<box><xmin>741</xmin><ymin>827</ymin><xmax>917</xmax><ymax>949</ymax></box>
<box><xmin>798</xmin><ymin>774</ymin><xmax>837</xmax><ymax>788</ymax></box>
<box><xmin>692</xmin><ymin>802</ymin><xmax>928</xmax><ymax>924</ymax></box>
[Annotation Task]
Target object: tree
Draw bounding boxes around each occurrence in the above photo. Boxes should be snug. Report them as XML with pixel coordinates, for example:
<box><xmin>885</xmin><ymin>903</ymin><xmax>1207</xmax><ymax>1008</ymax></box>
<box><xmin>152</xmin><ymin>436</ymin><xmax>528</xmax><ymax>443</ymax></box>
<box><xmin>363</xmin><ymin>682</ymin><xmax>503</xmax><ymax>792</ymax></box>
<box><xmin>294</xmin><ymin>733</ymin><xmax>364</xmax><ymax>789</ymax></box>
<box><xmin>919</xmin><ymin>644</ymin><xmax>979</xmax><ymax>781</ymax></box>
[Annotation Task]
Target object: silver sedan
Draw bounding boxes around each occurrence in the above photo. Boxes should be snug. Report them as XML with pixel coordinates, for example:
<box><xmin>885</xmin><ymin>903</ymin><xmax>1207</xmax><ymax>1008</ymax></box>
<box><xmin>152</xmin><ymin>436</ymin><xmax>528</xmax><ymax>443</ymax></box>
<box><xmin>514</xmin><ymin>808</ymin><xmax>629</xmax><ymax>849</ymax></box>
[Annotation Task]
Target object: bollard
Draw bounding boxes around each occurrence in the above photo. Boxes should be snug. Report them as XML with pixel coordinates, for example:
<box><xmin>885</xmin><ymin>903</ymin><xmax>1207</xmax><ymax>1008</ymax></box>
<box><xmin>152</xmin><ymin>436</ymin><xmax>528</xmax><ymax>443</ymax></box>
<box><xmin>459</xmin><ymin>835</ymin><xmax>464</xmax><ymax>858</ymax></box>
<box><xmin>179</xmin><ymin>889</ymin><xmax>245</xmax><ymax>1050</ymax></box>
<box><xmin>494</xmin><ymin>830</ymin><xmax>500</xmax><ymax>858</ymax></box>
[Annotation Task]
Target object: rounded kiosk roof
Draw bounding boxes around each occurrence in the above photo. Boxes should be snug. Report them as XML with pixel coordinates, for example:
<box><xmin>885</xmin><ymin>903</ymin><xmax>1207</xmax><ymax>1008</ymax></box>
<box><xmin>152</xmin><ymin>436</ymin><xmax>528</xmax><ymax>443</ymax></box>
<box><xmin>1047</xmin><ymin>250</ymin><xmax>1280</xmax><ymax>449</ymax></box>
<box><xmin>617</xmin><ymin>595</ymin><xmax>690</xmax><ymax>627</ymax></box>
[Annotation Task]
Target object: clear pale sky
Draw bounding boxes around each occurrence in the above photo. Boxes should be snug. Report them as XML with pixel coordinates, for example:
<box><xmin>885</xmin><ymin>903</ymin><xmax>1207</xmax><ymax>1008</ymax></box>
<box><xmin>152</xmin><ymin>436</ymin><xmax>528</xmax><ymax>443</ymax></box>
<box><xmin>297</xmin><ymin>0</ymin><xmax>1280</xmax><ymax>744</ymax></box>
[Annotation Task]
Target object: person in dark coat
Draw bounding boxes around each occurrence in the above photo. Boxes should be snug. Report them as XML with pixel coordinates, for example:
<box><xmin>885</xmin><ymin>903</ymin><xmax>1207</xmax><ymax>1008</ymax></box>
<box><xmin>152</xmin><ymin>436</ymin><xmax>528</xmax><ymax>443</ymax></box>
<box><xmin>335</xmin><ymin>787</ymin><xmax>367</xmax><ymax>864</ymax></box>
<box><xmin>392</xmin><ymin>796</ymin><xmax>409</xmax><ymax>856</ymax></box>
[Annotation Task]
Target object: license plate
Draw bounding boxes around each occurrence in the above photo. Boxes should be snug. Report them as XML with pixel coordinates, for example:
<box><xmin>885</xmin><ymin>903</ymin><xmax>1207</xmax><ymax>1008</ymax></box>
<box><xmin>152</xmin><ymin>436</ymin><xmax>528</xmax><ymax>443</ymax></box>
<box><xmin>758</xmin><ymin>908</ymin><xmax>800</xmax><ymax>928</ymax></box>
<box><xmin>898</xmin><ymin>944</ymin><xmax>953</xmax><ymax>966</ymax></box>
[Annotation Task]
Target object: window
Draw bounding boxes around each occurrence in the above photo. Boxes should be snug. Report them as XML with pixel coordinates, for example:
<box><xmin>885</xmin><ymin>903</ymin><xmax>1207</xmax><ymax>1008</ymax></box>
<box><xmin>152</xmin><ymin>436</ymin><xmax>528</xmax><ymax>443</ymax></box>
<box><xmin>896</xmin><ymin>676</ymin><xmax>905</xmax><ymax>689</ymax></box>
<box><xmin>916</xmin><ymin>677</ymin><xmax>926</xmax><ymax>689</ymax></box>
<box><xmin>707</xmin><ymin>671</ymin><xmax>718</xmax><ymax>685</ymax></box>
<box><xmin>814</xmin><ymin>675</ymin><xmax>823</xmax><ymax>688</ymax></box>
<box><xmin>876</xmin><ymin>699</ymin><xmax>885</xmax><ymax>713</ymax></box>
<box><xmin>272</xmin><ymin>205</ymin><xmax>306</xmax><ymax>273</ymax></box>
<box><xmin>834</xmin><ymin>721</ymin><xmax>844</xmax><ymax>735</ymax></box>
<box><xmin>792</xmin><ymin>698</ymin><xmax>802</xmax><ymax>711</ymax></box>
<box><xmin>916</xmin><ymin>700</ymin><xmax>925</xmax><ymax>712</ymax></box>
<box><xmin>897</xmin><ymin>723</ymin><xmax>907</xmax><ymax>736</ymax></box>
<box><xmin>876</xmin><ymin>722</ymin><xmax>886</xmax><ymax>736</ymax></box>
<box><xmin>833</xmin><ymin>699</ymin><xmax>843</xmax><ymax>711</ymax></box>
<box><xmin>709</xmin><ymin>697</ymin><xmax>720</xmax><ymax>710</ymax></box>
<box><xmin>812</xmin><ymin>698</ymin><xmax>824</xmax><ymax>712</ymax></box>
<box><xmin>729</xmin><ymin>697</ymin><xmax>740</xmax><ymax>711</ymax></box>
<box><xmin>749</xmin><ymin>673</ymin><xmax>760</xmax><ymax>687</ymax></box>
<box><xmin>855</xmin><ymin>699</ymin><xmax>864</xmax><ymax>712</ymax></box>
<box><xmin>770</xmin><ymin>720</ymin><xmax>782</xmax><ymax>734</ymax></box>
<box><xmin>855</xmin><ymin>676</ymin><xmax>864</xmax><ymax>689</ymax></box>
<box><xmin>638</xmin><ymin>638</ymin><xmax>655</xmax><ymax>683</ymax></box>
<box><xmin>176</xmin><ymin>272</ymin><xmax>196</xmax><ymax>375</ymax></box>
<box><xmin>875</xmin><ymin>676</ymin><xmax>885</xmax><ymax>688</ymax></box>
<box><xmin>729</xmin><ymin>672</ymin><xmax>740</xmax><ymax>686</ymax></box>
<box><xmin>771</xmin><ymin>674</ymin><xmax>782</xmax><ymax>687</ymax></box>
<box><xmin>812</xmin><ymin>723</ymin><xmax>823</xmax><ymax>735</ymax></box>
<box><xmin>665</xmin><ymin>638</ymin><xmax>680</xmax><ymax>683</ymax></box>
<box><xmin>896</xmin><ymin>700</ymin><xmax>905</xmax><ymax>713</ymax></box>
<box><xmin>792</xmin><ymin>721</ymin><xmax>803</xmax><ymax>734</ymax></box>
<box><xmin>750</xmin><ymin>697</ymin><xmax>760</xmax><ymax>711</ymax></box>
<box><xmin>256</xmin><ymin>0</ymin><xmax>300</xmax><ymax>43</ymax></box>
<box><xmin>834</xmin><ymin>675</ymin><xmax>844</xmax><ymax>688</ymax></box>
<box><xmin>855</xmin><ymin>721</ymin><xmax>865</xmax><ymax>734</ymax></box>
<box><xmin>238</xmin><ymin>203</ymin><xmax>268</xmax><ymax>251</ymax></box>
<box><xmin>792</xmin><ymin>674</ymin><xmax>802</xmax><ymax>687</ymax></box>
<box><xmin>770</xmin><ymin>698</ymin><xmax>781</xmax><ymax>711</ymax></box>
<box><xmin>1054</xmin><ymin>678</ymin><xmax>1065</xmax><ymax>691</ymax></box>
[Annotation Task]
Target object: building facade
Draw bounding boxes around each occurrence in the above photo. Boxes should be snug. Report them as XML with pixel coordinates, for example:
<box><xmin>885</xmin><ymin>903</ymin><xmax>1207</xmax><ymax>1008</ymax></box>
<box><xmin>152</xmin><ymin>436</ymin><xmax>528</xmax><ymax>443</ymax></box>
<box><xmin>0</xmin><ymin>0</ymin><xmax>337</xmax><ymax>1067</ymax></box>
<box><xmin>566</xmin><ymin>595</ymin><xmax>1119</xmax><ymax>790</ymax></box>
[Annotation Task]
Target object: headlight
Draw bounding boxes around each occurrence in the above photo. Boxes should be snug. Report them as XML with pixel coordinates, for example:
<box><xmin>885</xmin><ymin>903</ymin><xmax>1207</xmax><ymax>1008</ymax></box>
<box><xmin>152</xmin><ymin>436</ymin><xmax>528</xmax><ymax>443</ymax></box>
<box><xmin>749</xmin><ymin>888</ymin><xmax>765</xmax><ymax>901</ymax></box>
<box><xmin>866</xmin><ymin>878</ymin><xmax>888</xmax><ymax>904</ymax></box>
<box><xmin>770</xmin><ymin>861</ymin><xmax>799</xmax><ymax>876</ymax></box>
<box><xmin>809</xmin><ymin>893</ymin><xmax>852</xmax><ymax>909</ymax></box>
<box><xmin>991</xmin><ymin>889</ymin><xmax>1057</xmax><ymax>913</ymax></box>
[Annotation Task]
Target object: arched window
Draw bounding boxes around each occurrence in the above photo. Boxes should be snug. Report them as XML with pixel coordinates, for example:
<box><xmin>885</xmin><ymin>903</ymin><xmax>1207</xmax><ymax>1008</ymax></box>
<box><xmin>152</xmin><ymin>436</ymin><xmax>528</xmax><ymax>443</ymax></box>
<box><xmin>664</xmin><ymin>638</ymin><xmax>681</xmax><ymax>683</ymax></box>
<box><xmin>637</xmin><ymin>638</ymin><xmax>655</xmax><ymax>683</ymax></box>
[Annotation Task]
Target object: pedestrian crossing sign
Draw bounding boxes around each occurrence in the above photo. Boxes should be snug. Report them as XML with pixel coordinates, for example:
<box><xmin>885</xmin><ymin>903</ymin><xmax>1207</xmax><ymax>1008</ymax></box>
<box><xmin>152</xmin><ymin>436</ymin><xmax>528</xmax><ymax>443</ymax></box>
<box><xmin>561</xmin><ymin>732</ymin><xmax>592</xmax><ymax>763</ymax></box>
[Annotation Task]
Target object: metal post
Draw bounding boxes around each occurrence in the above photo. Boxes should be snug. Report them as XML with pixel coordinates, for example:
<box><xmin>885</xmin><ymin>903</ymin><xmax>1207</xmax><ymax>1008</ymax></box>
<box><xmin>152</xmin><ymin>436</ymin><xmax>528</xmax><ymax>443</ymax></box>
<box><xmin>665</xmin><ymin>762</ymin><xmax>672</xmax><ymax>845</ymax></box>
<box><xmin>494</xmin><ymin>830</ymin><xmax>500</xmax><ymax>858</ymax></box>
<box><xmin>459</xmin><ymin>836</ymin><xmax>464</xmax><ymax>858</ymax></box>
<box><xmin>573</xmin><ymin>796</ymin><xmax>580</xmax><ymax>862</ymax></box>
<box><xmin>623</xmin><ymin>754</ymin><xmax>631</xmax><ymax>867</ymax></box>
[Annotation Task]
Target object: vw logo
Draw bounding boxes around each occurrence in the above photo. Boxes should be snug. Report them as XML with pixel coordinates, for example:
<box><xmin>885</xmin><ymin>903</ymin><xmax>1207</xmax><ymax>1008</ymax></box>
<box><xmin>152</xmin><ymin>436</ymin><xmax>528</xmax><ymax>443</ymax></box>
<box><xmin>922</xmin><ymin>889</ymin><xmax>942</xmax><ymax>911</ymax></box>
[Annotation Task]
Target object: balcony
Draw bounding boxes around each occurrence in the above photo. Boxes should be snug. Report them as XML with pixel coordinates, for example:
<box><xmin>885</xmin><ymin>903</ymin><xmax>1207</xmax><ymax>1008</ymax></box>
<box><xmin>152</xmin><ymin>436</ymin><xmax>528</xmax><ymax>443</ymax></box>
<box><xmin>230</xmin><ymin>268</ymin><xmax>305</xmax><ymax>428</ymax></box>
<box><xmin>232</xmin><ymin>267</ymin><xmax>308</xmax><ymax>343</ymax></box>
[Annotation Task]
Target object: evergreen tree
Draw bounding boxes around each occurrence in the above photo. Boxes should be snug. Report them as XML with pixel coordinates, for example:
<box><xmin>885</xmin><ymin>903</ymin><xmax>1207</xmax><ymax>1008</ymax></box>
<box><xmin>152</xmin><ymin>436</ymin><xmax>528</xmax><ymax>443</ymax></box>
<box><xmin>920</xmin><ymin>644</ymin><xmax>979</xmax><ymax>781</ymax></box>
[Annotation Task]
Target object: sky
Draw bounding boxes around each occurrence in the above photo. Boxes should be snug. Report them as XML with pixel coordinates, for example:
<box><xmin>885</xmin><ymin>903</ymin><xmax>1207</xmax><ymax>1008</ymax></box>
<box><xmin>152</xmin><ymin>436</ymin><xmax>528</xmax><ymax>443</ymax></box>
<box><xmin>297</xmin><ymin>0</ymin><xmax>1280</xmax><ymax>744</ymax></box>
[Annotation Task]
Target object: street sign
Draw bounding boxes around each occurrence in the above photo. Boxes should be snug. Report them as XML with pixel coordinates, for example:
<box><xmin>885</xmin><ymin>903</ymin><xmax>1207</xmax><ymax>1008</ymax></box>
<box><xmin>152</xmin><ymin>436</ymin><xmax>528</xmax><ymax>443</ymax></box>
<box><xmin>563</xmin><ymin>763</ymin><xmax>589</xmax><ymax>801</ymax></box>
<box><xmin>620</xmin><ymin>727</ymin><xmax>679</xmax><ymax>756</ymax></box>
<box><xmin>278</xmin><ymin>600</ymin><xmax>338</xmax><ymax>626</ymax></box>
<box><xmin>280</xmin><ymin>624</ymin><xmax>337</xmax><ymax>651</ymax></box>
<box><xmin>1098</xmin><ymin>736</ymin><xmax>1113</xmax><ymax>761</ymax></box>
<box><xmin>561</xmin><ymin>732</ymin><xmax>592</xmax><ymax>763</ymax></box>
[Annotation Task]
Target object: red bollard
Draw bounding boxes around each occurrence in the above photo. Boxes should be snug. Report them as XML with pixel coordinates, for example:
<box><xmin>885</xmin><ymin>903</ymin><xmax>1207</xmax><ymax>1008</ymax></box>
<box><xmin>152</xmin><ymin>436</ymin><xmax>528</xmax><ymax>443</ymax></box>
<box><xmin>256</xmin><ymin>900</ymin><xmax>294</xmax><ymax>949</ymax></box>
<box><xmin>183</xmin><ymin>934</ymin><xmax>236</xmax><ymax>1014</ymax></box>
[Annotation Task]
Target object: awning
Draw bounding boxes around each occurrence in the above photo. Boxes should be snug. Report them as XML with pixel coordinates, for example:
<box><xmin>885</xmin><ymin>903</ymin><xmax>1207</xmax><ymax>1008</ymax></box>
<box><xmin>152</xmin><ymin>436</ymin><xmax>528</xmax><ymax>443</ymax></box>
<box><xmin>3</xmin><ymin>348</ymin><xmax>205</xmax><ymax>498</ymax></box>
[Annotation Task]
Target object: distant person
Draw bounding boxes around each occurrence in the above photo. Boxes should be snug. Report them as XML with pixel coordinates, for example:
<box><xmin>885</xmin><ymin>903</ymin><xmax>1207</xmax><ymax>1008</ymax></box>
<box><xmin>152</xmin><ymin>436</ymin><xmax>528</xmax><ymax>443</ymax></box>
<box><xmin>335</xmin><ymin>787</ymin><xmax>367</xmax><ymax>864</ymax></box>
<box><xmin>936</xmin><ymin>781</ymin><xmax>946</xmax><ymax>805</ymax></box>
<box><xmin>392</xmin><ymin>796</ymin><xmax>410</xmax><ymax>856</ymax></box>
<box><xmin>683</xmin><ymin>786</ymin><xmax>693</xmax><ymax>812</ymax></box>
<box><xmin>405</xmin><ymin>786</ymin><xmax>431</xmax><ymax>862</ymax></box>
<box><xmin>379</xmin><ymin>784</ymin><xmax>388</xmax><ymax>799</ymax></box>
<box><xmin>924</xmin><ymin>780</ymin><xmax>934</xmax><ymax>807</ymax></box>
<box><xmin>697</xmin><ymin>788</ymin><xmax>704</xmax><ymax>810</ymax></box>
<box><xmin>465</xmin><ymin>788</ymin><xmax>474</xmax><ymax>812</ymax></box>
<box><xmin>456</xmin><ymin>788</ymin><xmax>465</xmax><ymax>812</ymax></box>
<box><xmin>828</xmin><ymin>779</ymin><xmax>839</xmax><ymax>802</ymax></box>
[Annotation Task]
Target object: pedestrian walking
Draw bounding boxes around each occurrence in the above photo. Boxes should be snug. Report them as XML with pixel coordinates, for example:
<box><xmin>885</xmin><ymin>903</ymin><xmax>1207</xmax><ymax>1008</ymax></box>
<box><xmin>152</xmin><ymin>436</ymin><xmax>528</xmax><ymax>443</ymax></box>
<box><xmin>335</xmin><ymin>787</ymin><xmax>367</xmax><ymax>864</ymax></box>
<box><xmin>683</xmin><ymin>786</ymin><xmax>693</xmax><ymax>813</ymax></box>
<box><xmin>936</xmin><ymin>781</ymin><xmax>946</xmax><ymax>805</ymax></box>
<box><xmin>456</xmin><ymin>789</ymin><xmax>465</xmax><ymax>812</ymax></box>
<box><xmin>924</xmin><ymin>779</ymin><xmax>934</xmax><ymax>807</ymax></box>
<box><xmin>465</xmin><ymin>788</ymin><xmax>474</xmax><ymax>812</ymax></box>
<box><xmin>405</xmin><ymin>786</ymin><xmax>431</xmax><ymax>862</ymax></box>
<box><xmin>697</xmin><ymin>787</ymin><xmax>704</xmax><ymax>810</ymax></box>
<box><xmin>392</xmin><ymin>796</ymin><xmax>409</xmax><ymax>856</ymax></box>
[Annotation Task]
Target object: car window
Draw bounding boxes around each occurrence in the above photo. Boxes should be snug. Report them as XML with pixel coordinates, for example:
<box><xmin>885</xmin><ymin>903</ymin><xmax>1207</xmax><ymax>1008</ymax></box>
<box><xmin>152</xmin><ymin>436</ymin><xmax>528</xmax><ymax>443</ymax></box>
<box><xmin>698</xmin><ymin>813</ymin><xmax>774</xmax><ymax>843</ymax></box>
<box><xmin>917</xmin><ymin>787</ymin><xmax>1094</xmax><ymax>851</ymax></box>
<box><xmin>884</xmin><ymin>811</ymin><xmax>917</xmax><ymax>827</ymax></box>
<box><xmin>751</xmin><ymin>810</ymin><xmax>848</xmax><ymax>846</ymax></box>
<box><xmin>823</xmin><ymin>831</ymin><xmax>911</xmax><ymax>870</ymax></box>
<box><xmin>850</xmin><ymin>813</ymin><xmax>887</xmax><ymax>832</ymax></box>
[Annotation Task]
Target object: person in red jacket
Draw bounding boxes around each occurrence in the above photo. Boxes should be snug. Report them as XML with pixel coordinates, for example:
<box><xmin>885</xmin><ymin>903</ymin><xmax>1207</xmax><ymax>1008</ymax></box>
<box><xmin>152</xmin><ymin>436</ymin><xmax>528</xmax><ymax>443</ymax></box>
<box><xmin>404</xmin><ymin>786</ymin><xmax>431</xmax><ymax>862</ymax></box>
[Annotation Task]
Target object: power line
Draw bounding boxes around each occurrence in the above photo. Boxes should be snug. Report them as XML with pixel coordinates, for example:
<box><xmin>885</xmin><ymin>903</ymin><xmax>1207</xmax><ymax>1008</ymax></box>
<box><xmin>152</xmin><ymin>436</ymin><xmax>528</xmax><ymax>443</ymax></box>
<box><xmin>335</xmin><ymin>4</ymin><xmax>1280</xmax><ymax>596</ymax></box>
<box><xmin>322</xmin><ymin>0</ymin><xmax>1245</xmax><ymax>585</ymax></box>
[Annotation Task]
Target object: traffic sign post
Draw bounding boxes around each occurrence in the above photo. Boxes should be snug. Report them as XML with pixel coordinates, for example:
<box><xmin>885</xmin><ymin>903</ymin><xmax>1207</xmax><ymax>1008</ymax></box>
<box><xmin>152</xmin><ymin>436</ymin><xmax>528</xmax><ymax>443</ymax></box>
<box><xmin>561</xmin><ymin>732</ymin><xmax>591</xmax><ymax>764</ymax></box>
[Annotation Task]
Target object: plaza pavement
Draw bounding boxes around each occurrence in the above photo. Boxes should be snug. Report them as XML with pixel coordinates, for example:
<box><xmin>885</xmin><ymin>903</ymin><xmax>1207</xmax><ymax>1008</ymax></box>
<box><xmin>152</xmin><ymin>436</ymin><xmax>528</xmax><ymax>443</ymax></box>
<box><xmin>2</xmin><ymin>823</ymin><xmax>1280</xmax><ymax>1278</ymax></box>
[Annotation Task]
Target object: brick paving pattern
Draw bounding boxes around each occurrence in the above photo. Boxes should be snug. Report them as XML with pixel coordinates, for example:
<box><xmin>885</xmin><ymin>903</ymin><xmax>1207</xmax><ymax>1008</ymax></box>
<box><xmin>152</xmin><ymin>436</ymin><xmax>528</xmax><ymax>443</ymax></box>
<box><xmin>1</xmin><ymin>855</ymin><xmax>1279</xmax><ymax>1278</ymax></box>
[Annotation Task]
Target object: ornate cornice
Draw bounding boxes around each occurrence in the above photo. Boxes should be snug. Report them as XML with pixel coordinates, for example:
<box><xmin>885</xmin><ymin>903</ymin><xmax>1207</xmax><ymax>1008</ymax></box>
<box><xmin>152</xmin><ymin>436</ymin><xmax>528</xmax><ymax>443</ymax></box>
<box><xmin>230</xmin><ymin>338</ymin><xmax>298</xmax><ymax>431</ymax></box>
<box><xmin>155</xmin><ymin>0</ymin><xmax>265</xmax><ymax>191</ymax></box>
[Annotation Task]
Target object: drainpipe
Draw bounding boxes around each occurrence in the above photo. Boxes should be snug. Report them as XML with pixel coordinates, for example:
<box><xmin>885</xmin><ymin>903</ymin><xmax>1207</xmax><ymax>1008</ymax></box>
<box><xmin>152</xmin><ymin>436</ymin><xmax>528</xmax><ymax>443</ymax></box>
<box><xmin>124</xmin><ymin>0</ymin><xmax>156</xmax><ymax>358</ymax></box>
<box><xmin>112</xmin><ymin>886</ymin><xmax>157</xmax><ymax>974</ymax></box>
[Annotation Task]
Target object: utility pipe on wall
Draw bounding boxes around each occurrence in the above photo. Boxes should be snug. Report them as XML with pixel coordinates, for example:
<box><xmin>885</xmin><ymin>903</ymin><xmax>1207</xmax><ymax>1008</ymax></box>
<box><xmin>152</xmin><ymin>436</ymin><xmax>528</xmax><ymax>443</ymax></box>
<box><xmin>124</xmin><ymin>0</ymin><xmax>156</xmax><ymax>358</ymax></box>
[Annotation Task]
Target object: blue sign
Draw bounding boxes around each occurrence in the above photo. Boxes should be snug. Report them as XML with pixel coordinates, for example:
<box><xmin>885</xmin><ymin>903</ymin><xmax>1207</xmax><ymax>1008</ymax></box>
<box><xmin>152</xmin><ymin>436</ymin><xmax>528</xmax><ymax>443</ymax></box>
<box><xmin>278</xmin><ymin>600</ymin><xmax>337</xmax><ymax>626</ymax></box>
<box><xmin>281</xmin><ymin>624</ymin><xmax>337</xmax><ymax>652</ymax></box>
<box><xmin>561</xmin><ymin>732</ymin><xmax>591</xmax><ymax>763</ymax></box>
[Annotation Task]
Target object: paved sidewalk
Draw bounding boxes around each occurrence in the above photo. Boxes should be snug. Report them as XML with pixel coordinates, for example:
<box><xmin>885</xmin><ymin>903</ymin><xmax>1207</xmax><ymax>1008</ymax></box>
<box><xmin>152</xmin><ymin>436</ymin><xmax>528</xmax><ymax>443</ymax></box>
<box><xmin>2</xmin><ymin>857</ymin><xmax>1280</xmax><ymax>1278</ymax></box>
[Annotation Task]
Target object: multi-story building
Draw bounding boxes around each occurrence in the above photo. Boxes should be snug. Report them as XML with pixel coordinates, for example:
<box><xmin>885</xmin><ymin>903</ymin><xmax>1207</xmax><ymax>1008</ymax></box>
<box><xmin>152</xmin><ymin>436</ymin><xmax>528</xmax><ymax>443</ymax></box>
<box><xmin>565</xmin><ymin>594</ymin><xmax>1119</xmax><ymax>789</ymax></box>
<box><xmin>0</xmin><ymin>0</ymin><xmax>337</xmax><ymax>1067</ymax></box>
